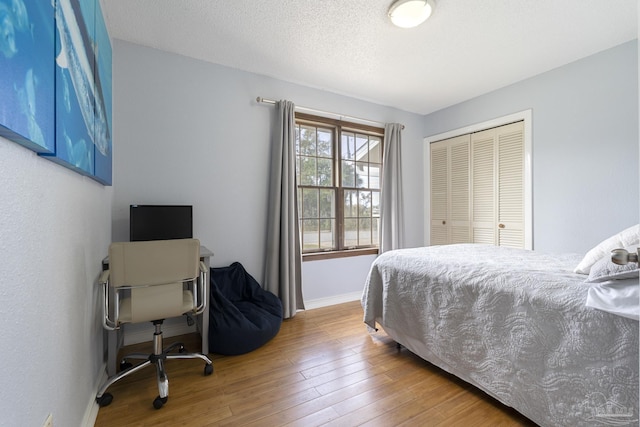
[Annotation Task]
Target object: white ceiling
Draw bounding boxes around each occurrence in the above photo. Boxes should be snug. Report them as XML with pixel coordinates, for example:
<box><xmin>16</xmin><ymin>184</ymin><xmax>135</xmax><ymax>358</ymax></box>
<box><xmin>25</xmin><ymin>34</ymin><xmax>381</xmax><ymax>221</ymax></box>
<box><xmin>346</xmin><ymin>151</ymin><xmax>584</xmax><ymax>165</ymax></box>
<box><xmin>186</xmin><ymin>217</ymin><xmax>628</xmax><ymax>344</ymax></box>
<box><xmin>100</xmin><ymin>0</ymin><xmax>638</xmax><ymax>115</ymax></box>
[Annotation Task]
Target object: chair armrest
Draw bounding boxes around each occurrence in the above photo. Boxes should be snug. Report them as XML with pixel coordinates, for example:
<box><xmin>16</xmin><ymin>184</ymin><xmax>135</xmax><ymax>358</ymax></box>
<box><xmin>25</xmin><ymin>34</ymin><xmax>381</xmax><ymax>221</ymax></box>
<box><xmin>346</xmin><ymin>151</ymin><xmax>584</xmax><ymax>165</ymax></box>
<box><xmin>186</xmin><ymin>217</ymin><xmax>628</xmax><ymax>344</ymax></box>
<box><xmin>99</xmin><ymin>270</ymin><xmax>110</xmax><ymax>285</ymax></box>
<box><xmin>99</xmin><ymin>270</ymin><xmax>118</xmax><ymax>331</ymax></box>
<box><xmin>193</xmin><ymin>261</ymin><xmax>208</xmax><ymax>315</ymax></box>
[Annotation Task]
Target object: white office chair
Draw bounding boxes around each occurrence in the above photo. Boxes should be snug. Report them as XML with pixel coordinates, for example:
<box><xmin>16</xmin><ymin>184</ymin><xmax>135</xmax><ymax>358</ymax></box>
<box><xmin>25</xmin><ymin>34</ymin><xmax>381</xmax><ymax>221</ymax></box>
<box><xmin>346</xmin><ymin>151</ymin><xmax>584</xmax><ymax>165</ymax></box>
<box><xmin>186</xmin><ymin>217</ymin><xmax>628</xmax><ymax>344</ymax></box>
<box><xmin>96</xmin><ymin>238</ymin><xmax>213</xmax><ymax>409</ymax></box>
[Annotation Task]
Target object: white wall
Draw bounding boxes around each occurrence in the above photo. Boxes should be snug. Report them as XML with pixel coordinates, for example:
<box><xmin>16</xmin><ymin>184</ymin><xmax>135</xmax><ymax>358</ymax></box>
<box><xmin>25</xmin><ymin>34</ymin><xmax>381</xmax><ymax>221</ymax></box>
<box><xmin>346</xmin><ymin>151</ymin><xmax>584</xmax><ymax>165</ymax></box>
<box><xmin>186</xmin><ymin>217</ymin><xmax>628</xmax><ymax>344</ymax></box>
<box><xmin>423</xmin><ymin>41</ymin><xmax>639</xmax><ymax>254</ymax></box>
<box><xmin>0</xmin><ymin>138</ymin><xmax>111</xmax><ymax>426</ymax></box>
<box><xmin>111</xmin><ymin>40</ymin><xmax>425</xmax><ymax>306</ymax></box>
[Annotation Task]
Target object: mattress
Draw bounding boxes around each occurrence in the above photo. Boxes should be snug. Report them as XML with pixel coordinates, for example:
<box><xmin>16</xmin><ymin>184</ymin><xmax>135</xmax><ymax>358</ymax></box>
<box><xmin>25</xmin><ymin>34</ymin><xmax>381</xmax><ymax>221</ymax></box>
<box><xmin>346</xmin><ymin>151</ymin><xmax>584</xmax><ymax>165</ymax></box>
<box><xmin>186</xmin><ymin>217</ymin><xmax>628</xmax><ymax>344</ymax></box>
<box><xmin>362</xmin><ymin>244</ymin><xmax>639</xmax><ymax>426</ymax></box>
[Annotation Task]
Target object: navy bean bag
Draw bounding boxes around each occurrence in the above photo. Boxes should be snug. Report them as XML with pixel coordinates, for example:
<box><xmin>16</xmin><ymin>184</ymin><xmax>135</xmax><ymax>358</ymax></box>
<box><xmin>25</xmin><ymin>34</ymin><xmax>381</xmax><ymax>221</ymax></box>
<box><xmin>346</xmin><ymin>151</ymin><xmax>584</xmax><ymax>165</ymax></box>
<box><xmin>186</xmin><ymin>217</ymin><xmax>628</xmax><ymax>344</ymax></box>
<box><xmin>208</xmin><ymin>262</ymin><xmax>283</xmax><ymax>355</ymax></box>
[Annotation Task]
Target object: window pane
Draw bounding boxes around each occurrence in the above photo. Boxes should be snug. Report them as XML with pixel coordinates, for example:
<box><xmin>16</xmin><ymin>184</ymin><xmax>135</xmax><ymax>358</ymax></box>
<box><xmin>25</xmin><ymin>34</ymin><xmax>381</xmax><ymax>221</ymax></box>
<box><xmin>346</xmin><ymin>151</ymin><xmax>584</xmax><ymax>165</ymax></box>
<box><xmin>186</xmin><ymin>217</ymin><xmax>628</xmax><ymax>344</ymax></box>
<box><xmin>299</xmin><ymin>125</ymin><xmax>316</xmax><ymax>155</ymax></box>
<box><xmin>369</xmin><ymin>164</ymin><xmax>381</xmax><ymax>189</ymax></box>
<box><xmin>302</xmin><ymin>188</ymin><xmax>318</xmax><ymax>218</ymax></box>
<box><xmin>319</xmin><ymin>189</ymin><xmax>335</xmax><ymax>218</ymax></box>
<box><xmin>356</xmin><ymin>162</ymin><xmax>368</xmax><ymax>188</ymax></box>
<box><xmin>300</xmin><ymin>157</ymin><xmax>316</xmax><ymax>185</ymax></box>
<box><xmin>369</xmin><ymin>137</ymin><xmax>381</xmax><ymax>163</ymax></box>
<box><xmin>344</xmin><ymin>218</ymin><xmax>357</xmax><ymax>247</ymax></box>
<box><xmin>341</xmin><ymin>132</ymin><xmax>355</xmax><ymax>160</ymax></box>
<box><xmin>342</xmin><ymin>160</ymin><xmax>356</xmax><ymax>187</ymax></box>
<box><xmin>302</xmin><ymin>219</ymin><xmax>319</xmax><ymax>251</ymax></box>
<box><xmin>355</xmin><ymin>134</ymin><xmax>369</xmax><ymax>162</ymax></box>
<box><xmin>359</xmin><ymin>191</ymin><xmax>372</xmax><ymax>217</ymax></box>
<box><xmin>317</xmin><ymin>158</ymin><xmax>333</xmax><ymax>186</ymax></box>
<box><xmin>372</xmin><ymin>217</ymin><xmax>380</xmax><ymax>245</ymax></box>
<box><xmin>317</xmin><ymin>128</ymin><xmax>332</xmax><ymax>157</ymax></box>
<box><xmin>372</xmin><ymin>191</ymin><xmax>380</xmax><ymax>218</ymax></box>
<box><xmin>295</xmin><ymin>125</ymin><xmax>300</xmax><ymax>154</ymax></box>
<box><xmin>319</xmin><ymin>219</ymin><xmax>335</xmax><ymax>249</ymax></box>
<box><xmin>344</xmin><ymin>190</ymin><xmax>358</xmax><ymax>217</ymax></box>
<box><xmin>359</xmin><ymin>218</ymin><xmax>372</xmax><ymax>246</ymax></box>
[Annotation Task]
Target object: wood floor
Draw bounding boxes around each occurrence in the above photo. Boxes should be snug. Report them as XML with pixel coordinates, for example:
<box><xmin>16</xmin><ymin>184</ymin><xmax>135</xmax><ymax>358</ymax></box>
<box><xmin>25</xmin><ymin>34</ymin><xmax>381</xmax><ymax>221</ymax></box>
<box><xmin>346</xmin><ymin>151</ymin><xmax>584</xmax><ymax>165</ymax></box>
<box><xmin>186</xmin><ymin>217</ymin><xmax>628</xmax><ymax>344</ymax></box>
<box><xmin>94</xmin><ymin>301</ymin><xmax>537</xmax><ymax>426</ymax></box>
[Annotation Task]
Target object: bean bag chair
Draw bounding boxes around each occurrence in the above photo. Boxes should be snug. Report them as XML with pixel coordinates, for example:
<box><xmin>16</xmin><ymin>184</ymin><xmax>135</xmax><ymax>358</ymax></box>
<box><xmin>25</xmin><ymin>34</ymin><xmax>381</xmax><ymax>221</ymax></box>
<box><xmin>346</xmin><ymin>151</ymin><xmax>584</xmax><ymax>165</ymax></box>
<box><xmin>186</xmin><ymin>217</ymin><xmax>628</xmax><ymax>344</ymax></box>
<box><xmin>208</xmin><ymin>262</ymin><xmax>283</xmax><ymax>355</ymax></box>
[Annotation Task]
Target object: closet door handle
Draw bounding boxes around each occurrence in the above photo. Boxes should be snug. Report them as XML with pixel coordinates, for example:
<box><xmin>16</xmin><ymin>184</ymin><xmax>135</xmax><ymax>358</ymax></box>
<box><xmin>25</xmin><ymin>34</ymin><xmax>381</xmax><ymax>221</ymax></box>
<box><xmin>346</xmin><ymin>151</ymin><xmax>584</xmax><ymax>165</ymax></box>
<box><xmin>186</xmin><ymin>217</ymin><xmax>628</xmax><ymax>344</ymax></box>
<box><xmin>442</xmin><ymin>220</ymin><xmax>446</xmax><ymax>225</ymax></box>
<box><xmin>498</xmin><ymin>223</ymin><xmax>505</xmax><ymax>229</ymax></box>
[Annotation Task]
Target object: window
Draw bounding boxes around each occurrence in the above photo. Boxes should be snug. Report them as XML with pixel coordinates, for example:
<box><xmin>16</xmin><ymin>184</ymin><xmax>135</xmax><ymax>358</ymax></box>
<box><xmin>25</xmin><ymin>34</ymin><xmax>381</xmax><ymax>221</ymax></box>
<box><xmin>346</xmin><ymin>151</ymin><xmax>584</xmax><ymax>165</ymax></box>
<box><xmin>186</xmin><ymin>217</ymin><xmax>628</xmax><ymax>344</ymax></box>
<box><xmin>295</xmin><ymin>113</ymin><xmax>384</xmax><ymax>258</ymax></box>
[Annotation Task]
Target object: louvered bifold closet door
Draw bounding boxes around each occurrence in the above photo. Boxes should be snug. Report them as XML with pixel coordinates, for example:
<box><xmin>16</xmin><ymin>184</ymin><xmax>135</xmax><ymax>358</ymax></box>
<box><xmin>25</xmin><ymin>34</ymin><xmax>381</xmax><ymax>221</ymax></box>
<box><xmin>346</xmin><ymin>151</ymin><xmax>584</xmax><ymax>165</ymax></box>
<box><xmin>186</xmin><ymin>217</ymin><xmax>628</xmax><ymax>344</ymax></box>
<box><xmin>497</xmin><ymin>121</ymin><xmax>524</xmax><ymax>248</ymax></box>
<box><xmin>471</xmin><ymin>129</ymin><xmax>496</xmax><ymax>244</ymax></box>
<box><xmin>430</xmin><ymin>142</ymin><xmax>449</xmax><ymax>245</ymax></box>
<box><xmin>449</xmin><ymin>138</ymin><xmax>470</xmax><ymax>243</ymax></box>
<box><xmin>431</xmin><ymin>120</ymin><xmax>525</xmax><ymax>248</ymax></box>
<box><xmin>430</xmin><ymin>135</ymin><xmax>470</xmax><ymax>245</ymax></box>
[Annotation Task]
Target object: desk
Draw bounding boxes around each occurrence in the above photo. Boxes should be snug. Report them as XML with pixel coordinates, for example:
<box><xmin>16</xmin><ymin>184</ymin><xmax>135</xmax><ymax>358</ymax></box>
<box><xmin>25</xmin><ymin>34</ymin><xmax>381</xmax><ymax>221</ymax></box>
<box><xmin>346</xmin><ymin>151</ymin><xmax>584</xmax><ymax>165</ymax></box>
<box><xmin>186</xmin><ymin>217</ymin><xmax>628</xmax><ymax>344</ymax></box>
<box><xmin>103</xmin><ymin>245</ymin><xmax>213</xmax><ymax>376</ymax></box>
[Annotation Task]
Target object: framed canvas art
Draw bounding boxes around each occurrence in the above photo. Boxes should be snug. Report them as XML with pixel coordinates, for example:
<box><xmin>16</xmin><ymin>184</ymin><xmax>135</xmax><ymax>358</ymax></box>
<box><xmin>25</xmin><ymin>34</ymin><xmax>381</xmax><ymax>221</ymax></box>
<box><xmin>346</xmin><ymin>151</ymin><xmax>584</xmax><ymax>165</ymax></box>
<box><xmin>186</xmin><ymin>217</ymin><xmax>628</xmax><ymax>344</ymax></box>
<box><xmin>0</xmin><ymin>0</ymin><xmax>56</xmax><ymax>153</ymax></box>
<box><xmin>1</xmin><ymin>0</ymin><xmax>112</xmax><ymax>185</ymax></box>
<box><xmin>93</xmin><ymin>1</ymin><xmax>113</xmax><ymax>185</ymax></box>
<box><xmin>42</xmin><ymin>0</ymin><xmax>112</xmax><ymax>184</ymax></box>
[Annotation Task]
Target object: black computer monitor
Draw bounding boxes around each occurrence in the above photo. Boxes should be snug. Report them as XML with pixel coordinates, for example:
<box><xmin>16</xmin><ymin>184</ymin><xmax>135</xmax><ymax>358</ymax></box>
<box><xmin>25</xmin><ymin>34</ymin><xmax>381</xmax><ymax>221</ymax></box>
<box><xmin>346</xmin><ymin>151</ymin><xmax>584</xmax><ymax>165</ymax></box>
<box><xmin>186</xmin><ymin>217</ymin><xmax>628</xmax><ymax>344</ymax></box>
<box><xmin>129</xmin><ymin>205</ymin><xmax>193</xmax><ymax>241</ymax></box>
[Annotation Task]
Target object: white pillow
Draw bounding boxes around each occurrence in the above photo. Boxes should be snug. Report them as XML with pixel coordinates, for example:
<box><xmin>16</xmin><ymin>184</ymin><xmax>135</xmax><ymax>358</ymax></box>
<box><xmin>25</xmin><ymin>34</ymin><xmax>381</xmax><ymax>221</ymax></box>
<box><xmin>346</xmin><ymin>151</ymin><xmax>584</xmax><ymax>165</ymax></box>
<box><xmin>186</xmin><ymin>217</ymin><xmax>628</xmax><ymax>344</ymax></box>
<box><xmin>574</xmin><ymin>224</ymin><xmax>640</xmax><ymax>274</ymax></box>
<box><xmin>585</xmin><ymin>278</ymin><xmax>639</xmax><ymax>321</ymax></box>
<box><xmin>586</xmin><ymin>248</ymin><xmax>639</xmax><ymax>283</ymax></box>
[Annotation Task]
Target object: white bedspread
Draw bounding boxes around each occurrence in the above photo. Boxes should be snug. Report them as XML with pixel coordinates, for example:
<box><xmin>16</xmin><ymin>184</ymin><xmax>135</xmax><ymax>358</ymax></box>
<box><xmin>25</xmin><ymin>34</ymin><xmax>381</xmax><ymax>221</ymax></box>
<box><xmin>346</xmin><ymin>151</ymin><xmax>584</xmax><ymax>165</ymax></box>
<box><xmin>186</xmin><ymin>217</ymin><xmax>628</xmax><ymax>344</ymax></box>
<box><xmin>362</xmin><ymin>244</ymin><xmax>639</xmax><ymax>427</ymax></box>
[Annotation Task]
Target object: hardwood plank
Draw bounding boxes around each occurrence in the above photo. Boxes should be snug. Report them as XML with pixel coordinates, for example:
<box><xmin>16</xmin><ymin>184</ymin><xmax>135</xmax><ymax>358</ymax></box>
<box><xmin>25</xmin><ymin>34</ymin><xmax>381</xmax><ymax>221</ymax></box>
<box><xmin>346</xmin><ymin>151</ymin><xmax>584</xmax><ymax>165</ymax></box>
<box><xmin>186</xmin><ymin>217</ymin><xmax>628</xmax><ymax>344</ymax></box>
<box><xmin>94</xmin><ymin>300</ymin><xmax>537</xmax><ymax>426</ymax></box>
<box><xmin>324</xmin><ymin>384</ymin><xmax>421</xmax><ymax>426</ymax></box>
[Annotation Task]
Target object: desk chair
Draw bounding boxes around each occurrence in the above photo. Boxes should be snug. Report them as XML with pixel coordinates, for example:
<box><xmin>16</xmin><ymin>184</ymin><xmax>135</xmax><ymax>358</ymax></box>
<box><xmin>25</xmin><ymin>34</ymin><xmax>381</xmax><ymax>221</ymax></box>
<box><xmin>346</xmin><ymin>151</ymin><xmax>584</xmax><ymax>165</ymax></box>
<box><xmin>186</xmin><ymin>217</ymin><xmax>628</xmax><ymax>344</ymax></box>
<box><xmin>96</xmin><ymin>239</ymin><xmax>213</xmax><ymax>409</ymax></box>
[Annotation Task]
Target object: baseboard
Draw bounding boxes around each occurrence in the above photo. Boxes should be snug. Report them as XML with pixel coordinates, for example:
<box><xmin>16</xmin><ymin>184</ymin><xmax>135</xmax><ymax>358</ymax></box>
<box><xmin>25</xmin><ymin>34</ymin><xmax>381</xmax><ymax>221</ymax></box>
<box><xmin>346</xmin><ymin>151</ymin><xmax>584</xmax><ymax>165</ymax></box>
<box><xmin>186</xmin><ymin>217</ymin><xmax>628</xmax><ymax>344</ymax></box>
<box><xmin>303</xmin><ymin>291</ymin><xmax>362</xmax><ymax>310</ymax></box>
<box><xmin>83</xmin><ymin>367</ymin><xmax>108</xmax><ymax>427</ymax></box>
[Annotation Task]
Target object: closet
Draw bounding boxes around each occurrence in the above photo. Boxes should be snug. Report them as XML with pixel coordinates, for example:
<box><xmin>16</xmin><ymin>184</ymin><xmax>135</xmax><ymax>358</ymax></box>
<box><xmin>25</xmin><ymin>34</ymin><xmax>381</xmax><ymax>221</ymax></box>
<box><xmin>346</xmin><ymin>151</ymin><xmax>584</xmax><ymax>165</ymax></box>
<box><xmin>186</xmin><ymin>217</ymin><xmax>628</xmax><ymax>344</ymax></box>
<box><xmin>430</xmin><ymin>134</ymin><xmax>470</xmax><ymax>245</ymax></box>
<box><xmin>430</xmin><ymin>121</ymin><xmax>525</xmax><ymax>248</ymax></box>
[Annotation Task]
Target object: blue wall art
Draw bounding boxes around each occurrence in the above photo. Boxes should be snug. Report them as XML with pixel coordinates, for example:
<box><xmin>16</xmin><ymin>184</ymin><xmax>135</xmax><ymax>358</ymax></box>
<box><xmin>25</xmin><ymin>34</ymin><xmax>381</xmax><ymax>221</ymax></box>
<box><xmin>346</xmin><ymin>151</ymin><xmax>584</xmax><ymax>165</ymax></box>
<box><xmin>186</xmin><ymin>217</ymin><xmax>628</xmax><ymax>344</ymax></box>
<box><xmin>0</xmin><ymin>0</ymin><xmax>112</xmax><ymax>185</ymax></box>
<box><xmin>46</xmin><ymin>0</ymin><xmax>113</xmax><ymax>184</ymax></box>
<box><xmin>0</xmin><ymin>0</ymin><xmax>56</xmax><ymax>154</ymax></box>
<box><xmin>93</xmin><ymin>2</ymin><xmax>113</xmax><ymax>185</ymax></box>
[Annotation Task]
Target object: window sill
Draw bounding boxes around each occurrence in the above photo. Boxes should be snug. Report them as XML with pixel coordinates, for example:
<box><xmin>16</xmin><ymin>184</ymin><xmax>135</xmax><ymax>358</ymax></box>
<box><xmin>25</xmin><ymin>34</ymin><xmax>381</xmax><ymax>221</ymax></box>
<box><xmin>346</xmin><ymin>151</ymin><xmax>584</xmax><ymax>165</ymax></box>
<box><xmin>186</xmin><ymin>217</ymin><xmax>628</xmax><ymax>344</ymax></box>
<box><xmin>302</xmin><ymin>248</ymin><xmax>379</xmax><ymax>262</ymax></box>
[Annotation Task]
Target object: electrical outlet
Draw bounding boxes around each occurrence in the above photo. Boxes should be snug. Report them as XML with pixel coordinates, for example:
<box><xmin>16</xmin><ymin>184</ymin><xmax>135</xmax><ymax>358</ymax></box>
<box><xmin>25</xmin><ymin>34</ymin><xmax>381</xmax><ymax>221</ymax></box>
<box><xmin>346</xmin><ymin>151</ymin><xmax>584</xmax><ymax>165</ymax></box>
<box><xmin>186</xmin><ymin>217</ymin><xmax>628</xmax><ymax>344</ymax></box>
<box><xmin>43</xmin><ymin>414</ymin><xmax>53</xmax><ymax>427</ymax></box>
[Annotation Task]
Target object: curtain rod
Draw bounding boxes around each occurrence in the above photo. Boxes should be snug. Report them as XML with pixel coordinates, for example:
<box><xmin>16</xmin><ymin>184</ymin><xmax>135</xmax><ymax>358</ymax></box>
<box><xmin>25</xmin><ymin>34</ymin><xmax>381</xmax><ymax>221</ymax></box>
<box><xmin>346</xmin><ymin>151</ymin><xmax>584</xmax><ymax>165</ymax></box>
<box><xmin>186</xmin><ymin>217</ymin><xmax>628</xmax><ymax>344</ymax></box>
<box><xmin>256</xmin><ymin>97</ymin><xmax>404</xmax><ymax>130</ymax></box>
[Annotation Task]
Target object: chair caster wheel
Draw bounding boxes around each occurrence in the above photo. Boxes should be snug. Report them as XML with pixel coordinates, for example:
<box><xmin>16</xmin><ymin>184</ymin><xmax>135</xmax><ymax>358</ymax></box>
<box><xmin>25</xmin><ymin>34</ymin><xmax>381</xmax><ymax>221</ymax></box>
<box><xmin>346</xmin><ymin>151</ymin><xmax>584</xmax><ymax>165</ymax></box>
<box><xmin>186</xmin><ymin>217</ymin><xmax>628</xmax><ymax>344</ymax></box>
<box><xmin>204</xmin><ymin>364</ymin><xmax>213</xmax><ymax>376</ymax></box>
<box><xmin>120</xmin><ymin>361</ymin><xmax>133</xmax><ymax>371</ymax></box>
<box><xmin>153</xmin><ymin>396</ymin><xmax>168</xmax><ymax>409</ymax></box>
<box><xmin>97</xmin><ymin>393</ymin><xmax>113</xmax><ymax>407</ymax></box>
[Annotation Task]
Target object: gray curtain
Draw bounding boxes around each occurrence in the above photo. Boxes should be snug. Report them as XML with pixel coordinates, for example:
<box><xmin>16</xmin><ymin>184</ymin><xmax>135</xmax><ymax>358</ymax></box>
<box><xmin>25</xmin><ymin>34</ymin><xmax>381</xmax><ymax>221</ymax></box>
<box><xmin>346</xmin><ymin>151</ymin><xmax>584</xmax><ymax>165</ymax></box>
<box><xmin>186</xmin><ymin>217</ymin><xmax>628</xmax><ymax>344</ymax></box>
<box><xmin>264</xmin><ymin>100</ymin><xmax>304</xmax><ymax>318</ymax></box>
<box><xmin>380</xmin><ymin>123</ymin><xmax>405</xmax><ymax>252</ymax></box>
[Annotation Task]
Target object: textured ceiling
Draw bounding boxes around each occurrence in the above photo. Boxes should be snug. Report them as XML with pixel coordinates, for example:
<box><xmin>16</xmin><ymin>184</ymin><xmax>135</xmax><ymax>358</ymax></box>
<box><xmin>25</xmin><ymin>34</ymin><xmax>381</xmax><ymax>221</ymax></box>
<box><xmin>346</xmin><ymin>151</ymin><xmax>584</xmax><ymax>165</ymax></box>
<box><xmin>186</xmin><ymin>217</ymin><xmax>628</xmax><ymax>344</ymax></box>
<box><xmin>100</xmin><ymin>0</ymin><xmax>638</xmax><ymax>114</ymax></box>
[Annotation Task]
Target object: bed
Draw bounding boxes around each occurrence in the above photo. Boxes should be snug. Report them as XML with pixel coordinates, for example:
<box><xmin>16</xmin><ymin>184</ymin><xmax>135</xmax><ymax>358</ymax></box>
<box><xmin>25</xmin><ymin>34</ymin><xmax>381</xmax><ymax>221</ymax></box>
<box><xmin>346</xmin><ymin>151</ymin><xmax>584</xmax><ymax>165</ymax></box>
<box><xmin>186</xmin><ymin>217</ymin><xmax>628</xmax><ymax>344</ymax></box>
<box><xmin>362</xmin><ymin>243</ymin><xmax>639</xmax><ymax>427</ymax></box>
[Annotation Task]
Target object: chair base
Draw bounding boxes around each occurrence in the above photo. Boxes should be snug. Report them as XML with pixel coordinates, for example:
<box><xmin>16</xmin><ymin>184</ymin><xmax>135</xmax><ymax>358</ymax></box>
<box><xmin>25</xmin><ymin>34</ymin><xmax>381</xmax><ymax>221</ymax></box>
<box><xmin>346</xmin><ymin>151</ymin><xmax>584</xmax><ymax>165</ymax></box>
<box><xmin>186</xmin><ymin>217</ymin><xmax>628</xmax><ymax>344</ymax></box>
<box><xmin>96</xmin><ymin>322</ymin><xmax>213</xmax><ymax>409</ymax></box>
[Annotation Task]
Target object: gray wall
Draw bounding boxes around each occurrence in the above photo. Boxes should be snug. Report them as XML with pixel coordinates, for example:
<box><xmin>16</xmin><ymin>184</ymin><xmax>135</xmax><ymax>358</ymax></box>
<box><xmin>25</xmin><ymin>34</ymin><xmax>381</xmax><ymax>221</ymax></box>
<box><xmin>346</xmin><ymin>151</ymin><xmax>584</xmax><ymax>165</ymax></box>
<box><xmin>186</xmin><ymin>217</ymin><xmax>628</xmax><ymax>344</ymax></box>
<box><xmin>111</xmin><ymin>40</ymin><xmax>425</xmax><ymax>305</ymax></box>
<box><xmin>423</xmin><ymin>40</ymin><xmax>639</xmax><ymax>254</ymax></box>
<box><xmin>0</xmin><ymin>139</ymin><xmax>111</xmax><ymax>426</ymax></box>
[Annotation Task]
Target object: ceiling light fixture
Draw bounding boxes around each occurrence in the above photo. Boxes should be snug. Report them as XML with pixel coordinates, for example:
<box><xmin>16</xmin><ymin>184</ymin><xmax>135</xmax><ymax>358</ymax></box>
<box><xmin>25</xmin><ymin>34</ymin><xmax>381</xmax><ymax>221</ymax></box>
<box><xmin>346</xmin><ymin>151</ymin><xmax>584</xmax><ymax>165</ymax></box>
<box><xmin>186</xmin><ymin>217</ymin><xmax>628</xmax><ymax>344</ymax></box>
<box><xmin>388</xmin><ymin>0</ymin><xmax>435</xmax><ymax>29</ymax></box>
